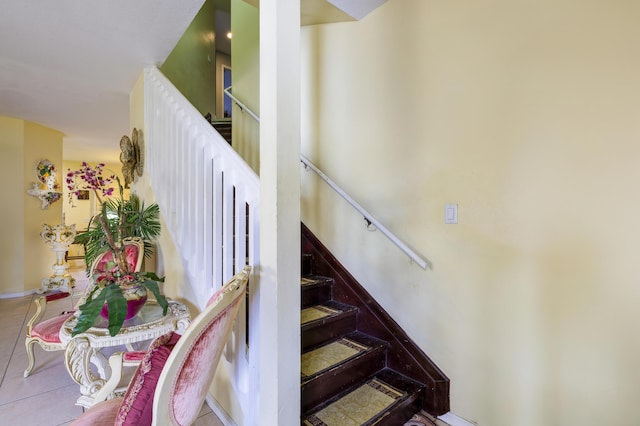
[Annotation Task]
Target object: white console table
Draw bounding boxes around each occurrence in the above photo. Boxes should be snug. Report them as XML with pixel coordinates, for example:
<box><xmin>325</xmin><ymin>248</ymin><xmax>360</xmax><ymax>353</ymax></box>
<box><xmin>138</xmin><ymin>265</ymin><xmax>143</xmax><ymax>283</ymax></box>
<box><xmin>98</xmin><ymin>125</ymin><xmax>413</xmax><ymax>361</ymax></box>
<box><xmin>59</xmin><ymin>299</ymin><xmax>190</xmax><ymax>408</ymax></box>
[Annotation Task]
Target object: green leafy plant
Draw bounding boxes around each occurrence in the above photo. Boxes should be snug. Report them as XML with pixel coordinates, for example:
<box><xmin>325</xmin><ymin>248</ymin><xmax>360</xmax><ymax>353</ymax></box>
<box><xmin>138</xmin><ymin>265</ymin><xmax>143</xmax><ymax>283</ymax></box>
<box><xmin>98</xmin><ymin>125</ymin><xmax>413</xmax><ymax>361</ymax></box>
<box><xmin>74</xmin><ymin>269</ymin><xmax>167</xmax><ymax>337</ymax></box>
<box><xmin>74</xmin><ymin>191</ymin><xmax>161</xmax><ymax>273</ymax></box>
<box><xmin>66</xmin><ymin>162</ymin><xmax>168</xmax><ymax>337</ymax></box>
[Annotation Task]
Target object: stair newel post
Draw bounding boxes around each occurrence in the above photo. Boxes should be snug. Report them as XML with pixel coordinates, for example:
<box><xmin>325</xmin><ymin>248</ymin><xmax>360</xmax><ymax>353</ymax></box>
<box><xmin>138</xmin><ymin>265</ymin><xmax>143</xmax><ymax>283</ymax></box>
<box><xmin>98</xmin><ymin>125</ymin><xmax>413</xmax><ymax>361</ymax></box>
<box><xmin>258</xmin><ymin>0</ymin><xmax>301</xmax><ymax>423</ymax></box>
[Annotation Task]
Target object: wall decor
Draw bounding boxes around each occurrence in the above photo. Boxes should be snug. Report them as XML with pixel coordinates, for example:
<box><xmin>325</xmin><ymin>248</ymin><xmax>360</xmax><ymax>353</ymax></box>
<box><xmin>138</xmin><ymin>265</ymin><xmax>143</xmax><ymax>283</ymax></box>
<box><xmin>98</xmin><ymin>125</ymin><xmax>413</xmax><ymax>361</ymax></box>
<box><xmin>120</xmin><ymin>128</ymin><xmax>144</xmax><ymax>188</ymax></box>
<box><xmin>27</xmin><ymin>159</ymin><xmax>63</xmax><ymax>209</ymax></box>
<box><xmin>77</xmin><ymin>190</ymin><xmax>90</xmax><ymax>200</ymax></box>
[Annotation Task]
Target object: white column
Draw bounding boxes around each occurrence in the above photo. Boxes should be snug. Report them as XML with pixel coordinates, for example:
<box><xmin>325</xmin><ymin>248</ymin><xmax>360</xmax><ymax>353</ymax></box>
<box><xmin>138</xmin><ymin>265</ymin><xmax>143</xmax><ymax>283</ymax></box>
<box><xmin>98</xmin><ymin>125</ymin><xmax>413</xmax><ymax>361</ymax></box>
<box><xmin>258</xmin><ymin>0</ymin><xmax>301</xmax><ymax>424</ymax></box>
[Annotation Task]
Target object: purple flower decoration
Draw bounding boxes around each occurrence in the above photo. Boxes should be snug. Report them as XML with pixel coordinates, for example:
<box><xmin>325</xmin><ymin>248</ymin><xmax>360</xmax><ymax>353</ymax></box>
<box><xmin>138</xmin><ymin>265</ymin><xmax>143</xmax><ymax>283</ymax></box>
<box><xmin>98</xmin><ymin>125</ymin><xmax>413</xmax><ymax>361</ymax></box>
<box><xmin>66</xmin><ymin>163</ymin><xmax>116</xmax><ymax>202</ymax></box>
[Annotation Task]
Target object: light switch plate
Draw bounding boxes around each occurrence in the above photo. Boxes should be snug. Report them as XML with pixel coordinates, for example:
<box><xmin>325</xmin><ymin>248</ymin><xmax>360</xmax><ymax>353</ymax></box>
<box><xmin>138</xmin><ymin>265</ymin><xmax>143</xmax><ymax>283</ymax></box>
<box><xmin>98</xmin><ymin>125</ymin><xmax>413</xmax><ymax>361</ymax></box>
<box><xmin>445</xmin><ymin>204</ymin><xmax>458</xmax><ymax>224</ymax></box>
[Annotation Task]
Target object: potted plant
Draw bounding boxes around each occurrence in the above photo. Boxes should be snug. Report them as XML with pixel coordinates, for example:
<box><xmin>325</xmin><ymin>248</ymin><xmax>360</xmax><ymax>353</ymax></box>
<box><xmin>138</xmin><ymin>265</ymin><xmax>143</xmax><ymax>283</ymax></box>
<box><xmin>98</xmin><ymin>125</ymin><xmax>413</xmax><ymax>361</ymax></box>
<box><xmin>66</xmin><ymin>162</ymin><xmax>168</xmax><ymax>337</ymax></box>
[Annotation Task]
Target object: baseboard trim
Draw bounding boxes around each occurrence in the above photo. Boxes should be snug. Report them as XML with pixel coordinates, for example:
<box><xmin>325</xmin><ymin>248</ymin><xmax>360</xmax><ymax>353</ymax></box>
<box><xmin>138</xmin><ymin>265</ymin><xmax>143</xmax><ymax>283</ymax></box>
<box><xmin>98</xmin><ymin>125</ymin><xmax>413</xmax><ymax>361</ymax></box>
<box><xmin>438</xmin><ymin>412</ymin><xmax>477</xmax><ymax>426</ymax></box>
<box><xmin>0</xmin><ymin>290</ymin><xmax>35</xmax><ymax>299</ymax></box>
<box><xmin>205</xmin><ymin>394</ymin><xmax>237</xmax><ymax>426</ymax></box>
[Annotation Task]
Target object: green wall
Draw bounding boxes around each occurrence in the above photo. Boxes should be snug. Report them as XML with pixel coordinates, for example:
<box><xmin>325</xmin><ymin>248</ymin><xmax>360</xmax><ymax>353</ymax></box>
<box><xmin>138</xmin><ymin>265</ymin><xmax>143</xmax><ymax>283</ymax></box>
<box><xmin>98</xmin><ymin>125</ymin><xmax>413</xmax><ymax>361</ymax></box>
<box><xmin>161</xmin><ymin>0</ymin><xmax>216</xmax><ymax>118</ymax></box>
<box><xmin>229</xmin><ymin>0</ymin><xmax>260</xmax><ymax>172</ymax></box>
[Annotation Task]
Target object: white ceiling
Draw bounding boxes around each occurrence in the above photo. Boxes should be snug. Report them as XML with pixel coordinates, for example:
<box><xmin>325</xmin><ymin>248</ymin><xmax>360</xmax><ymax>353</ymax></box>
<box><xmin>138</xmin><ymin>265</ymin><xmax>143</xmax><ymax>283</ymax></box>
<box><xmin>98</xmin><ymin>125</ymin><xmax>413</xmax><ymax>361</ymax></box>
<box><xmin>0</xmin><ymin>0</ymin><xmax>205</xmax><ymax>163</ymax></box>
<box><xmin>0</xmin><ymin>0</ymin><xmax>385</xmax><ymax>164</ymax></box>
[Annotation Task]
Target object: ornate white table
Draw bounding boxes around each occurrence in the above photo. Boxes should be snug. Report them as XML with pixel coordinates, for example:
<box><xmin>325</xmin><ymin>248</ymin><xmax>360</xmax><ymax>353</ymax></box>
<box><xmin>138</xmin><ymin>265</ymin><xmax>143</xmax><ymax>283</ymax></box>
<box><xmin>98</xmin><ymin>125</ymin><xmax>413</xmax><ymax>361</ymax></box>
<box><xmin>59</xmin><ymin>300</ymin><xmax>190</xmax><ymax>408</ymax></box>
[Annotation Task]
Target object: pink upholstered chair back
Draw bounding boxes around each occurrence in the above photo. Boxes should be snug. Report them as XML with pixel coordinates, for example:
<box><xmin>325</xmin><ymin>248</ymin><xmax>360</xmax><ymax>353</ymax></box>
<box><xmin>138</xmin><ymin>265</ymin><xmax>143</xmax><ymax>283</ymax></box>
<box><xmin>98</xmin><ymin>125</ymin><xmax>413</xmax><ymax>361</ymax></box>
<box><xmin>152</xmin><ymin>266</ymin><xmax>250</xmax><ymax>425</ymax></box>
<box><xmin>89</xmin><ymin>237</ymin><xmax>144</xmax><ymax>275</ymax></box>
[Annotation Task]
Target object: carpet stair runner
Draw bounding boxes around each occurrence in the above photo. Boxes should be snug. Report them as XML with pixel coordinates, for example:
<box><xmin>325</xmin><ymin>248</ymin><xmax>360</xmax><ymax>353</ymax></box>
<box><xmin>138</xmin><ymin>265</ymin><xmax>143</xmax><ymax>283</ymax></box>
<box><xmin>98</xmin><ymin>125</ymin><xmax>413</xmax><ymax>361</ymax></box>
<box><xmin>301</xmin><ymin>267</ymin><xmax>426</xmax><ymax>425</ymax></box>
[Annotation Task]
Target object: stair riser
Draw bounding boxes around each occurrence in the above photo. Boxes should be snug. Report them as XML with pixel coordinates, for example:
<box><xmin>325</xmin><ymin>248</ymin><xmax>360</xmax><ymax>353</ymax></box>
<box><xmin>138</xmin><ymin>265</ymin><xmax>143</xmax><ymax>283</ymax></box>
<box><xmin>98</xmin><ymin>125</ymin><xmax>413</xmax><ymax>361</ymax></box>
<box><xmin>302</xmin><ymin>313</ymin><xmax>356</xmax><ymax>351</ymax></box>
<box><xmin>371</xmin><ymin>390</ymin><xmax>423</xmax><ymax>426</ymax></box>
<box><xmin>301</xmin><ymin>283</ymin><xmax>332</xmax><ymax>308</ymax></box>
<box><xmin>302</xmin><ymin>348</ymin><xmax>386</xmax><ymax>413</ymax></box>
<box><xmin>302</xmin><ymin>254</ymin><xmax>313</xmax><ymax>275</ymax></box>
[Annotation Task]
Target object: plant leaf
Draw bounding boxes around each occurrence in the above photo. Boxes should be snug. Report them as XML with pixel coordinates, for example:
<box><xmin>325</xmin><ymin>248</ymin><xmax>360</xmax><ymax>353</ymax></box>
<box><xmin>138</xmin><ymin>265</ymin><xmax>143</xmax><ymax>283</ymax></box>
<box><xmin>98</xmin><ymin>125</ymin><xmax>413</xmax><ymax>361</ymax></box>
<box><xmin>143</xmin><ymin>280</ymin><xmax>169</xmax><ymax>315</ymax></box>
<box><xmin>139</xmin><ymin>271</ymin><xmax>164</xmax><ymax>283</ymax></box>
<box><xmin>103</xmin><ymin>285</ymin><xmax>127</xmax><ymax>336</ymax></box>
<box><xmin>72</xmin><ymin>289</ymin><xmax>106</xmax><ymax>336</ymax></box>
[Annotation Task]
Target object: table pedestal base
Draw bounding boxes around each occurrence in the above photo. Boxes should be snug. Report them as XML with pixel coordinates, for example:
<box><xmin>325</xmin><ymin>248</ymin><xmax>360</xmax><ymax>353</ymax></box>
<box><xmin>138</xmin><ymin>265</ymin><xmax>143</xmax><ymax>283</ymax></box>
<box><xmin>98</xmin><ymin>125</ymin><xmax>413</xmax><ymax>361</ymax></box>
<box><xmin>37</xmin><ymin>274</ymin><xmax>75</xmax><ymax>294</ymax></box>
<box><xmin>60</xmin><ymin>300</ymin><xmax>191</xmax><ymax>408</ymax></box>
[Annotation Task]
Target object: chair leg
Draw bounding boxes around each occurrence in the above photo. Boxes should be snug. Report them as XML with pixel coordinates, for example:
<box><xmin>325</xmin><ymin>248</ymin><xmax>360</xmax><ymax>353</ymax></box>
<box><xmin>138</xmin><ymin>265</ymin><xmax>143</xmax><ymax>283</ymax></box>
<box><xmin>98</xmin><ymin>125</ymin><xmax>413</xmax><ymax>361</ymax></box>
<box><xmin>24</xmin><ymin>338</ymin><xmax>36</xmax><ymax>378</ymax></box>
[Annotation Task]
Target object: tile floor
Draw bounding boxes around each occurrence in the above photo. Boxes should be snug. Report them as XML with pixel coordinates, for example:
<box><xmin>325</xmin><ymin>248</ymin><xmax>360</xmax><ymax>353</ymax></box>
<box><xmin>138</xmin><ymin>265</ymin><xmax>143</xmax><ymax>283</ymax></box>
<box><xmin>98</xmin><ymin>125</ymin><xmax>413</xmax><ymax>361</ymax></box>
<box><xmin>0</xmin><ymin>267</ymin><xmax>223</xmax><ymax>425</ymax></box>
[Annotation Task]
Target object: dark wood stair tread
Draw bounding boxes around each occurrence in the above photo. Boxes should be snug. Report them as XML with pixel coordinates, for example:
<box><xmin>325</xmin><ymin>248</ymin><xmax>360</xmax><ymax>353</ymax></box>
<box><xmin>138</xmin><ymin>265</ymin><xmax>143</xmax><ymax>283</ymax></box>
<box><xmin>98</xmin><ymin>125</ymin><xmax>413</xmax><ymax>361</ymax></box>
<box><xmin>301</xmin><ymin>301</ymin><xmax>357</xmax><ymax>328</ymax></box>
<box><xmin>302</xmin><ymin>369</ymin><xmax>424</xmax><ymax>426</ymax></box>
<box><xmin>301</xmin><ymin>302</ymin><xmax>358</xmax><ymax>352</ymax></box>
<box><xmin>301</xmin><ymin>275</ymin><xmax>333</xmax><ymax>287</ymax></box>
<box><xmin>301</xmin><ymin>332</ymin><xmax>389</xmax><ymax>413</ymax></box>
<box><xmin>302</xmin><ymin>331</ymin><xmax>388</xmax><ymax>379</ymax></box>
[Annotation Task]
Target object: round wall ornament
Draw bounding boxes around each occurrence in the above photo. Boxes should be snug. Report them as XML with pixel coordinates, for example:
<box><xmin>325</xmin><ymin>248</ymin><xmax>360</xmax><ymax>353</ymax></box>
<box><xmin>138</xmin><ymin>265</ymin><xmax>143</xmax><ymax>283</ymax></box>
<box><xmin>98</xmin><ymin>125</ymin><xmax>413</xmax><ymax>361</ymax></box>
<box><xmin>120</xmin><ymin>128</ymin><xmax>144</xmax><ymax>188</ymax></box>
<box><xmin>135</xmin><ymin>129</ymin><xmax>144</xmax><ymax>177</ymax></box>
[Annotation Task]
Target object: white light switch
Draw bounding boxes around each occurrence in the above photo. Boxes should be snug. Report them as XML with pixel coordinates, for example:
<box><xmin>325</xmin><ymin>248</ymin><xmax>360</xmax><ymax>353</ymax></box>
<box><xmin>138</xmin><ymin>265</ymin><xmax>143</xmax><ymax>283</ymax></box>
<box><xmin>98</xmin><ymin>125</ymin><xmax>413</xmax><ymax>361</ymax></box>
<box><xmin>445</xmin><ymin>204</ymin><xmax>458</xmax><ymax>224</ymax></box>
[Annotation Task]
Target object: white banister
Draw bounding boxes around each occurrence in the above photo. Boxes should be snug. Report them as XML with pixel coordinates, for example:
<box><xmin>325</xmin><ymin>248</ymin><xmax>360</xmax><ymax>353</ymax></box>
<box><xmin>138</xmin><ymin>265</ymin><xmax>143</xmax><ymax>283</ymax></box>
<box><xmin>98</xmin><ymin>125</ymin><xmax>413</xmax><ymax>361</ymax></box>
<box><xmin>226</xmin><ymin>85</ymin><xmax>430</xmax><ymax>270</ymax></box>
<box><xmin>144</xmin><ymin>66</ymin><xmax>260</xmax><ymax>424</ymax></box>
<box><xmin>146</xmin><ymin>69</ymin><xmax>260</xmax><ymax>296</ymax></box>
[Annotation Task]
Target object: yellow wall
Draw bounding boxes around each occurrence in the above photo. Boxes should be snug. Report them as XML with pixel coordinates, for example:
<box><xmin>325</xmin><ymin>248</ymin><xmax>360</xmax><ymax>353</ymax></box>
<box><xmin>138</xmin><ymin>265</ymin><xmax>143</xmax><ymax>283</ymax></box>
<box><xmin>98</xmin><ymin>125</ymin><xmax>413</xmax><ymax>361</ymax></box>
<box><xmin>0</xmin><ymin>117</ymin><xmax>63</xmax><ymax>294</ymax></box>
<box><xmin>301</xmin><ymin>1</ymin><xmax>640</xmax><ymax>424</ymax></box>
<box><xmin>160</xmin><ymin>0</ymin><xmax>217</xmax><ymax>118</ymax></box>
<box><xmin>230</xmin><ymin>0</ymin><xmax>260</xmax><ymax>173</ymax></box>
<box><xmin>23</xmin><ymin>122</ymin><xmax>64</xmax><ymax>292</ymax></box>
<box><xmin>0</xmin><ymin>117</ymin><xmax>26</xmax><ymax>292</ymax></box>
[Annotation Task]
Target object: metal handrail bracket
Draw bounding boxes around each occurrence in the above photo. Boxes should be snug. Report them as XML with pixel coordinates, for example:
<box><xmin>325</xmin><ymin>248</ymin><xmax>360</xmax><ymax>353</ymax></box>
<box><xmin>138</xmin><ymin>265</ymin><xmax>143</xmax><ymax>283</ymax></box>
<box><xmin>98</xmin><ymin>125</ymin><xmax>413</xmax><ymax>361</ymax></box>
<box><xmin>300</xmin><ymin>155</ymin><xmax>430</xmax><ymax>270</ymax></box>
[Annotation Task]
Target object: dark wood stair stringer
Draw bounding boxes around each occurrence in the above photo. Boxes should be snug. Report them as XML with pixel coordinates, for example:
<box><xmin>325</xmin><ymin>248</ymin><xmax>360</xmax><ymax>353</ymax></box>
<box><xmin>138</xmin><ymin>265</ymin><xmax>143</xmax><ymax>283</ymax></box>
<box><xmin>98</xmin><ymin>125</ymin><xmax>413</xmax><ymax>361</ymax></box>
<box><xmin>301</xmin><ymin>223</ymin><xmax>450</xmax><ymax>419</ymax></box>
<box><xmin>301</xmin><ymin>276</ymin><xmax>427</xmax><ymax>424</ymax></box>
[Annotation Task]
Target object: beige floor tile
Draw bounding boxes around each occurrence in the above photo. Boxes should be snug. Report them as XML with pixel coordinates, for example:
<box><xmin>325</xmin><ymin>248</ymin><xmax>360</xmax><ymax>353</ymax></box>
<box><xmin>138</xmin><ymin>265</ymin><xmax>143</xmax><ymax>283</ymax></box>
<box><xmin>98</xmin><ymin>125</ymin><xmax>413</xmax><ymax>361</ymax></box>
<box><xmin>200</xmin><ymin>401</ymin><xmax>213</xmax><ymax>415</ymax></box>
<box><xmin>6</xmin><ymin>345</ymin><xmax>66</xmax><ymax>379</ymax></box>
<box><xmin>0</xmin><ymin>384</ymin><xmax>84</xmax><ymax>425</ymax></box>
<box><xmin>194</xmin><ymin>411</ymin><xmax>225</xmax><ymax>426</ymax></box>
<box><xmin>0</xmin><ymin>360</ymin><xmax>76</xmax><ymax>405</ymax></box>
<box><xmin>0</xmin><ymin>296</ymin><xmax>32</xmax><ymax>313</ymax></box>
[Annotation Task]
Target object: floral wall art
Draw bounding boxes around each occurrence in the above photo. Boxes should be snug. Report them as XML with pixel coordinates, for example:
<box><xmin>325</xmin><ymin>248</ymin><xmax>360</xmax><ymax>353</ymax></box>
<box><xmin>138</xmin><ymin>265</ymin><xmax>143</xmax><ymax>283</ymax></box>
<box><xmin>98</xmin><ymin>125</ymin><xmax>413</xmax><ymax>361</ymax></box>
<box><xmin>26</xmin><ymin>159</ymin><xmax>62</xmax><ymax>209</ymax></box>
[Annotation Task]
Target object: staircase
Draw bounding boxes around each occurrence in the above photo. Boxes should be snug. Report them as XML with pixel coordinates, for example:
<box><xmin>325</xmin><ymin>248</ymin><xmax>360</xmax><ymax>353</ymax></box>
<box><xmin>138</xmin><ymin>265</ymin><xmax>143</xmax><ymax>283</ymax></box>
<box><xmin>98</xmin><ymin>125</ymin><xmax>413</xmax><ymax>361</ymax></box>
<box><xmin>212</xmin><ymin>120</ymin><xmax>232</xmax><ymax>145</ymax></box>
<box><xmin>300</xmin><ymin>225</ymin><xmax>450</xmax><ymax>425</ymax></box>
<box><xmin>301</xmin><ymin>269</ymin><xmax>424</xmax><ymax>424</ymax></box>
<box><xmin>146</xmin><ymin>65</ymin><xmax>445</xmax><ymax>424</ymax></box>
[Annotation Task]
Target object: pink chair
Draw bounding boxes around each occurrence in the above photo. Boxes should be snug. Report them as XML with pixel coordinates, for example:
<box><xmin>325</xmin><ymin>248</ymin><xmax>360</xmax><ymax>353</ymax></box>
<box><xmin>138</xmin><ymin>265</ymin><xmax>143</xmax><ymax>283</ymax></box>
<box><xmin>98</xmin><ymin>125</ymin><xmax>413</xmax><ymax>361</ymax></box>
<box><xmin>24</xmin><ymin>238</ymin><xmax>144</xmax><ymax>377</ymax></box>
<box><xmin>70</xmin><ymin>265</ymin><xmax>250</xmax><ymax>426</ymax></box>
